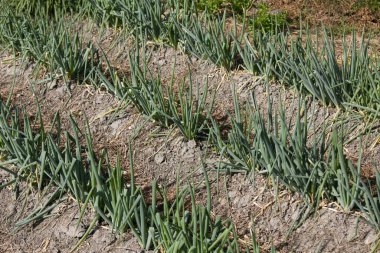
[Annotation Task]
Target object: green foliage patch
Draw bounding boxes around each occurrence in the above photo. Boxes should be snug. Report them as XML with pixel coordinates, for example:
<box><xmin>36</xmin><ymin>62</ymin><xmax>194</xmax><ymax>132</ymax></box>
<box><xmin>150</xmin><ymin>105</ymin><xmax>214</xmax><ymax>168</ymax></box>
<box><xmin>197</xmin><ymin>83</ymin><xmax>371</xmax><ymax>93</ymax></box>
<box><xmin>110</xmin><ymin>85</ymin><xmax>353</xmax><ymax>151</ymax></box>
<box><xmin>251</xmin><ymin>3</ymin><xmax>288</xmax><ymax>32</ymax></box>
<box><xmin>354</xmin><ymin>0</ymin><xmax>380</xmax><ymax>12</ymax></box>
<box><xmin>196</xmin><ymin>0</ymin><xmax>252</xmax><ymax>14</ymax></box>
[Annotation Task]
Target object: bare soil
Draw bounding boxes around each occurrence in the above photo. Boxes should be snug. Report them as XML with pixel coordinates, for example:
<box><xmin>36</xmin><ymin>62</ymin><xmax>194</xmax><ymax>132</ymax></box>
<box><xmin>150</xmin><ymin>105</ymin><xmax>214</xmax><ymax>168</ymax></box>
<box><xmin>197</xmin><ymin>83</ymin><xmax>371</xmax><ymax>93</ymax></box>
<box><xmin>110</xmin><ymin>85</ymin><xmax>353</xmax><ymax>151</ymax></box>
<box><xmin>260</xmin><ymin>0</ymin><xmax>380</xmax><ymax>33</ymax></box>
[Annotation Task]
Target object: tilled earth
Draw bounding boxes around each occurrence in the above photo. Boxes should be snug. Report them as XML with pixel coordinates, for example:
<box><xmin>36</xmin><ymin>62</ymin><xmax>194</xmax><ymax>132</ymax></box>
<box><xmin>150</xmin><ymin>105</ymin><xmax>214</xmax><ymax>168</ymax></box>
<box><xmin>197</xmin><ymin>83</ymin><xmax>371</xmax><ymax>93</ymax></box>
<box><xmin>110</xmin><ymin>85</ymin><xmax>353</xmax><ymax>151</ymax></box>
<box><xmin>0</xmin><ymin>21</ymin><xmax>379</xmax><ymax>252</ymax></box>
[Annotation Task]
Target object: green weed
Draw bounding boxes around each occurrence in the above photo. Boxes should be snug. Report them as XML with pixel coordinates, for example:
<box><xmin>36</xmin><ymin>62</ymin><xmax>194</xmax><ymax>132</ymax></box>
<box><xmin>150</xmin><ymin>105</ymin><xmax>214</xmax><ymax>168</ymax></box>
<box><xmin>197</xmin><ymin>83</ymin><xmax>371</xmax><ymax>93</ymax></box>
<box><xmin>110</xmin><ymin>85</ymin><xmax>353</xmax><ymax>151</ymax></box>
<box><xmin>196</xmin><ymin>0</ymin><xmax>251</xmax><ymax>14</ymax></box>
<box><xmin>251</xmin><ymin>3</ymin><xmax>287</xmax><ymax>32</ymax></box>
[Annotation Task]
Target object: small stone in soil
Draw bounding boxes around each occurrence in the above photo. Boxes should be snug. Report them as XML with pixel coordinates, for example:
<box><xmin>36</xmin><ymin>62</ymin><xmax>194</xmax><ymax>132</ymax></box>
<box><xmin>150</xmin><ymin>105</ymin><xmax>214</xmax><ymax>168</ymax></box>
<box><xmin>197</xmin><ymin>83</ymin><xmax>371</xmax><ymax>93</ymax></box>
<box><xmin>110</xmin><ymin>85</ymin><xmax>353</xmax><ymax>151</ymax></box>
<box><xmin>99</xmin><ymin>116</ymin><xmax>107</xmax><ymax>123</ymax></box>
<box><xmin>95</xmin><ymin>96</ymin><xmax>103</xmax><ymax>104</ymax></box>
<box><xmin>56</xmin><ymin>86</ymin><xmax>66</xmax><ymax>97</ymax></box>
<box><xmin>6</xmin><ymin>66</ymin><xmax>22</xmax><ymax>76</ymax></box>
<box><xmin>219</xmin><ymin>198</ymin><xmax>227</xmax><ymax>206</ymax></box>
<box><xmin>154</xmin><ymin>153</ymin><xmax>165</xmax><ymax>164</ymax></box>
<box><xmin>228</xmin><ymin>191</ymin><xmax>237</xmax><ymax>198</ymax></box>
<box><xmin>47</xmin><ymin>79</ymin><xmax>58</xmax><ymax>90</ymax></box>
<box><xmin>180</xmin><ymin>146</ymin><xmax>188</xmax><ymax>156</ymax></box>
<box><xmin>364</xmin><ymin>230</ymin><xmax>378</xmax><ymax>245</ymax></box>
<box><xmin>158</xmin><ymin>59</ymin><xmax>166</xmax><ymax>66</ymax></box>
<box><xmin>187</xmin><ymin>140</ymin><xmax>196</xmax><ymax>148</ymax></box>
<box><xmin>110</xmin><ymin>120</ymin><xmax>122</xmax><ymax>134</ymax></box>
<box><xmin>144</xmin><ymin>147</ymin><xmax>154</xmax><ymax>155</ymax></box>
<box><xmin>238</xmin><ymin>195</ymin><xmax>250</xmax><ymax>208</ymax></box>
<box><xmin>58</xmin><ymin>222</ymin><xmax>86</xmax><ymax>238</ymax></box>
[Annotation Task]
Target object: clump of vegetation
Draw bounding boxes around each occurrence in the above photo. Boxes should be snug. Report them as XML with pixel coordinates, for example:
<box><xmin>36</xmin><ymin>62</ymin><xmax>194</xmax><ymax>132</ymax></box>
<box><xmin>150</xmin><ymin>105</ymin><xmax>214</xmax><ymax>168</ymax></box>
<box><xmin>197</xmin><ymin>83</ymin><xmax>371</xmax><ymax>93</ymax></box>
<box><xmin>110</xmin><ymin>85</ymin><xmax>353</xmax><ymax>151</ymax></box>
<box><xmin>237</xmin><ymin>27</ymin><xmax>380</xmax><ymax>114</ymax></box>
<box><xmin>354</xmin><ymin>0</ymin><xmax>380</xmax><ymax>13</ymax></box>
<box><xmin>0</xmin><ymin>14</ymin><xmax>100</xmax><ymax>83</ymax></box>
<box><xmin>197</xmin><ymin>0</ymin><xmax>223</xmax><ymax>13</ymax></box>
<box><xmin>251</xmin><ymin>3</ymin><xmax>288</xmax><ymax>32</ymax></box>
<box><xmin>196</xmin><ymin>0</ymin><xmax>251</xmax><ymax>14</ymax></box>
<box><xmin>96</xmin><ymin>47</ymin><xmax>214</xmax><ymax>140</ymax></box>
<box><xmin>2</xmin><ymin>0</ymin><xmax>88</xmax><ymax>17</ymax></box>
